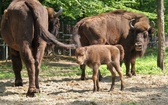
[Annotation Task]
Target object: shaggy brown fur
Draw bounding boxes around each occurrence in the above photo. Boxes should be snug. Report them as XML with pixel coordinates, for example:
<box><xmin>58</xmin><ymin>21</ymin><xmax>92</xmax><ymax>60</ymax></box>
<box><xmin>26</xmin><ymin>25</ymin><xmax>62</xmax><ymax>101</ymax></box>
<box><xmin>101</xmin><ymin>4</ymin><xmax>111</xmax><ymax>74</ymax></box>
<box><xmin>73</xmin><ymin>9</ymin><xmax>155</xmax><ymax>79</ymax></box>
<box><xmin>75</xmin><ymin>45</ymin><xmax>124</xmax><ymax>91</ymax></box>
<box><xmin>1</xmin><ymin>0</ymin><xmax>75</xmax><ymax>97</ymax></box>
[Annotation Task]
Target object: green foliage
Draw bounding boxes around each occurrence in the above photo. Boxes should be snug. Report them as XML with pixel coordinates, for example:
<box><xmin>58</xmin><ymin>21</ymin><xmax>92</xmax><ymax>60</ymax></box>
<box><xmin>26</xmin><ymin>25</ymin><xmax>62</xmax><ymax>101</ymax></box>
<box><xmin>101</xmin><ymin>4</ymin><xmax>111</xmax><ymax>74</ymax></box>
<box><xmin>41</xmin><ymin>0</ymin><xmax>162</xmax><ymax>33</ymax></box>
<box><xmin>42</xmin><ymin>0</ymin><xmax>108</xmax><ymax>20</ymax></box>
<box><xmin>42</xmin><ymin>0</ymin><xmax>157</xmax><ymax>20</ymax></box>
<box><xmin>1</xmin><ymin>0</ymin><xmax>167</xmax><ymax>34</ymax></box>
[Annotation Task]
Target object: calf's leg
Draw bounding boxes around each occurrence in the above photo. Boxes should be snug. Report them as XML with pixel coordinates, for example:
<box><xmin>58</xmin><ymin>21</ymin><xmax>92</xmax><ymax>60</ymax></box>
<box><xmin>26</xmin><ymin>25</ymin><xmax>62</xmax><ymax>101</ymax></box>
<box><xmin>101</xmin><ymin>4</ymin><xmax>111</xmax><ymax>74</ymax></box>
<box><xmin>107</xmin><ymin>63</ymin><xmax>116</xmax><ymax>91</ymax></box>
<box><xmin>81</xmin><ymin>64</ymin><xmax>102</xmax><ymax>81</ymax></box>
<box><xmin>98</xmin><ymin>69</ymin><xmax>103</xmax><ymax>81</ymax></box>
<box><xmin>113</xmin><ymin>62</ymin><xmax>124</xmax><ymax>91</ymax></box>
<box><xmin>92</xmin><ymin>64</ymin><xmax>100</xmax><ymax>92</ymax></box>
<box><xmin>11</xmin><ymin>48</ymin><xmax>23</xmax><ymax>86</ymax></box>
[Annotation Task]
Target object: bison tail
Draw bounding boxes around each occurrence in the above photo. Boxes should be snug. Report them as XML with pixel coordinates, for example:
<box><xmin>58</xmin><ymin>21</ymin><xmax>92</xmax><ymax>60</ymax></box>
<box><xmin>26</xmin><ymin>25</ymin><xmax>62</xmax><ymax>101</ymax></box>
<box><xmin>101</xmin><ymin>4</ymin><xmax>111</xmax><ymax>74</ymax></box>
<box><xmin>115</xmin><ymin>45</ymin><xmax>125</xmax><ymax>61</ymax></box>
<box><xmin>24</xmin><ymin>1</ymin><xmax>76</xmax><ymax>49</ymax></box>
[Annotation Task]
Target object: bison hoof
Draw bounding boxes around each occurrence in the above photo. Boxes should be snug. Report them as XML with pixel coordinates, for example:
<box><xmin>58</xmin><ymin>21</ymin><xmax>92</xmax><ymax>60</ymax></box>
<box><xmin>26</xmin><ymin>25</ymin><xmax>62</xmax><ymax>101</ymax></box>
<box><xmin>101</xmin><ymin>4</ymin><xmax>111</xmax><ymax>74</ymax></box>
<box><xmin>131</xmin><ymin>72</ymin><xmax>136</xmax><ymax>76</ymax></box>
<box><xmin>97</xmin><ymin>87</ymin><xmax>100</xmax><ymax>91</ymax></box>
<box><xmin>121</xmin><ymin>86</ymin><xmax>124</xmax><ymax>91</ymax></box>
<box><xmin>99</xmin><ymin>75</ymin><xmax>103</xmax><ymax>81</ymax></box>
<box><xmin>15</xmin><ymin>79</ymin><xmax>23</xmax><ymax>86</ymax></box>
<box><xmin>126</xmin><ymin>73</ymin><xmax>132</xmax><ymax>77</ymax></box>
<box><xmin>93</xmin><ymin>89</ymin><xmax>97</xmax><ymax>92</ymax></box>
<box><xmin>121</xmin><ymin>88</ymin><xmax>124</xmax><ymax>91</ymax></box>
<box><xmin>36</xmin><ymin>88</ymin><xmax>41</xmax><ymax>93</ymax></box>
<box><xmin>93</xmin><ymin>88</ymin><xmax>99</xmax><ymax>92</ymax></box>
<box><xmin>109</xmin><ymin>88</ymin><xmax>114</xmax><ymax>91</ymax></box>
<box><xmin>26</xmin><ymin>87</ymin><xmax>38</xmax><ymax>97</ymax></box>
<box><xmin>81</xmin><ymin>77</ymin><xmax>86</xmax><ymax>80</ymax></box>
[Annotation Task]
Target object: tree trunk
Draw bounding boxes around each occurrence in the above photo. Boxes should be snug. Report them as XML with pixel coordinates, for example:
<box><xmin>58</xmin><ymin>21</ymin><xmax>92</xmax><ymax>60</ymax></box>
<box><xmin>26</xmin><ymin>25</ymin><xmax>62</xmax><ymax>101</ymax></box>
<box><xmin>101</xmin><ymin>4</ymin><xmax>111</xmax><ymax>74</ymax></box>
<box><xmin>157</xmin><ymin>0</ymin><xmax>166</xmax><ymax>71</ymax></box>
<box><xmin>0</xmin><ymin>1</ymin><xmax>2</xmax><ymax>20</ymax></box>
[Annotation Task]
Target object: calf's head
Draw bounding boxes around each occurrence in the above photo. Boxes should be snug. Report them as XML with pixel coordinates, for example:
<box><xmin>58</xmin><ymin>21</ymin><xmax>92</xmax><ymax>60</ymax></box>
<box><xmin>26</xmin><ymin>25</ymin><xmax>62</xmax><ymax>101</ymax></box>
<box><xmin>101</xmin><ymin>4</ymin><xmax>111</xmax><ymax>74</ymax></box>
<box><xmin>75</xmin><ymin>47</ymin><xmax>87</xmax><ymax>65</ymax></box>
<box><xmin>130</xmin><ymin>20</ymin><xmax>155</xmax><ymax>56</ymax></box>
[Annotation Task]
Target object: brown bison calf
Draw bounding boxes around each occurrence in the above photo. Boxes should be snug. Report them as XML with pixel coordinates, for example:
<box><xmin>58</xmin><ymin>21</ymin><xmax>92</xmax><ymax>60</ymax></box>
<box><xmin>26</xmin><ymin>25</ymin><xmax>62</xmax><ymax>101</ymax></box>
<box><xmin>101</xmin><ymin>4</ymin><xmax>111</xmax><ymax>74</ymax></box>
<box><xmin>75</xmin><ymin>45</ymin><xmax>124</xmax><ymax>91</ymax></box>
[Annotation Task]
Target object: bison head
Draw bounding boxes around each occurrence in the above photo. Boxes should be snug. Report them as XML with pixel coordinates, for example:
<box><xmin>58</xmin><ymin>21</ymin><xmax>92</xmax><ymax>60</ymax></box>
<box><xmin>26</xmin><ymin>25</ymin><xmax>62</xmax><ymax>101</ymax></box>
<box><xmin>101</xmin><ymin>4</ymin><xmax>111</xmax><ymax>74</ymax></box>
<box><xmin>47</xmin><ymin>7</ymin><xmax>63</xmax><ymax>37</ymax></box>
<box><xmin>75</xmin><ymin>47</ymin><xmax>87</xmax><ymax>65</ymax></box>
<box><xmin>130</xmin><ymin>19</ymin><xmax>155</xmax><ymax>56</ymax></box>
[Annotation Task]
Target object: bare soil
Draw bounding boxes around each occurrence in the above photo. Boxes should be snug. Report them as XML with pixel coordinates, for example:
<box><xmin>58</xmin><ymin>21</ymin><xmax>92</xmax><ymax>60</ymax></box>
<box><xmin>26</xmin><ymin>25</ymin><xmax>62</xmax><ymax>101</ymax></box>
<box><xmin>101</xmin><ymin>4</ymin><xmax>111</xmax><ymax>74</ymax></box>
<box><xmin>0</xmin><ymin>59</ymin><xmax>168</xmax><ymax>105</ymax></box>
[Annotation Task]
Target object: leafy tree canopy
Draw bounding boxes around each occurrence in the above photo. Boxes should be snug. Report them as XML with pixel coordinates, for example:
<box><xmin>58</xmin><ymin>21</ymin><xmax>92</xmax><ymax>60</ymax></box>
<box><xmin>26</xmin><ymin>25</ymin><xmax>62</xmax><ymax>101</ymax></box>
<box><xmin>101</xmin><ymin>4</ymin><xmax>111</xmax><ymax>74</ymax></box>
<box><xmin>42</xmin><ymin>0</ymin><xmax>157</xmax><ymax>20</ymax></box>
<box><xmin>41</xmin><ymin>0</ymin><xmax>167</xmax><ymax>34</ymax></box>
<box><xmin>1</xmin><ymin>0</ymin><xmax>168</xmax><ymax>34</ymax></box>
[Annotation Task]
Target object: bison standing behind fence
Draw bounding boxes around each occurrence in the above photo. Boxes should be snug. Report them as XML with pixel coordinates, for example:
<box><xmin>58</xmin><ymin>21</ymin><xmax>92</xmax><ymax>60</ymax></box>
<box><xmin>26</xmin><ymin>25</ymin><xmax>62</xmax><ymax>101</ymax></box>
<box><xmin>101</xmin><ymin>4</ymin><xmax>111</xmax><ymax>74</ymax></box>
<box><xmin>73</xmin><ymin>10</ymin><xmax>155</xmax><ymax>79</ymax></box>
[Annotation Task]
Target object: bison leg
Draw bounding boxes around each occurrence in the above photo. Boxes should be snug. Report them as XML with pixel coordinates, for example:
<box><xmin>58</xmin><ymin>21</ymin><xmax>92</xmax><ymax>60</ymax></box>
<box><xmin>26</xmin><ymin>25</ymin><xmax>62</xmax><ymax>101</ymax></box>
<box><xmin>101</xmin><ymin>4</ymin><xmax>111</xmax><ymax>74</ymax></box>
<box><xmin>124</xmin><ymin>57</ymin><xmax>132</xmax><ymax>77</ymax></box>
<box><xmin>131</xmin><ymin>57</ymin><xmax>136</xmax><ymax>76</ymax></box>
<box><xmin>113</xmin><ymin>62</ymin><xmax>124</xmax><ymax>91</ymax></box>
<box><xmin>33</xmin><ymin>42</ymin><xmax>46</xmax><ymax>93</ymax></box>
<box><xmin>80</xmin><ymin>64</ymin><xmax>86</xmax><ymax>80</ymax></box>
<box><xmin>20</xmin><ymin>44</ymin><xmax>36</xmax><ymax>97</ymax></box>
<box><xmin>98</xmin><ymin>69</ymin><xmax>103</xmax><ymax>81</ymax></box>
<box><xmin>80</xmin><ymin>64</ymin><xmax>102</xmax><ymax>81</ymax></box>
<box><xmin>34</xmin><ymin>60</ymin><xmax>40</xmax><ymax>93</ymax></box>
<box><xmin>11</xmin><ymin>49</ymin><xmax>23</xmax><ymax>86</ymax></box>
<box><xmin>92</xmin><ymin>64</ymin><xmax>100</xmax><ymax>92</ymax></box>
<box><xmin>107</xmin><ymin>63</ymin><xmax>116</xmax><ymax>91</ymax></box>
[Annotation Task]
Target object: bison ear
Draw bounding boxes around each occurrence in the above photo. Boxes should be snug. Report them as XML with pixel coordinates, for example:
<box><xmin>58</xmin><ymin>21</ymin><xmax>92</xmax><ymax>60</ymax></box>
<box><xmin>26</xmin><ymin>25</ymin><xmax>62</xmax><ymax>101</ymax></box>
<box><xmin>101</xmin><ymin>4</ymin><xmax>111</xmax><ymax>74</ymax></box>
<box><xmin>149</xmin><ymin>21</ymin><xmax>155</xmax><ymax>35</ymax></box>
<box><xmin>148</xmin><ymin>27</ymin><xmax>155</xmax><ymax>35</ymax></box>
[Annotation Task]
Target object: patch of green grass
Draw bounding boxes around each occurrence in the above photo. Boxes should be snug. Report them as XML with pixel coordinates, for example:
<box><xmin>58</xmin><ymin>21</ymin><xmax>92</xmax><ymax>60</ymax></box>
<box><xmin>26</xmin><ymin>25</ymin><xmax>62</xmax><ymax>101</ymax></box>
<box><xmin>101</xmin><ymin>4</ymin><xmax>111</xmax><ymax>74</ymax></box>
<box><xmin>0</xmin><ymin>71</ymin><xmax>14</xmax><ymax>79</ymax></box>
<box><xmin>134</xmin><ymin>47</ymin><xmax>168</xmax><ymax>75</ymax></box>
<box><xmin>121</xmin><ymin>102</ymin><xmax>137</xmax><ymax>105</ymax></box>
<box><xmin>0</xmin><ymin>47</ymin><xmax>167</xmax><ymax>79</ymax></box>
<box><xmin>40</xmin><ymin>65</ymin><xmax>80</xmax><ymax>77</ymax></box>
<box><xmin>0</xmin><ymin>61</ymin><xmax>14</xmax><ymax>79</ymax></box>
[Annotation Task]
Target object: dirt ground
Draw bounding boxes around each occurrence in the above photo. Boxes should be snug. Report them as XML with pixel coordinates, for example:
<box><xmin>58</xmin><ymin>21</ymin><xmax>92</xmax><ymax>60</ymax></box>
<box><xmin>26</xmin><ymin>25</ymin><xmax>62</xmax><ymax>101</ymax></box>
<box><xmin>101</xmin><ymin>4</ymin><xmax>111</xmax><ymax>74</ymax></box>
<box><xmin>0</xmin><ymin>60</ymin><xmax>168</xmax><ymax>105</ymax></box>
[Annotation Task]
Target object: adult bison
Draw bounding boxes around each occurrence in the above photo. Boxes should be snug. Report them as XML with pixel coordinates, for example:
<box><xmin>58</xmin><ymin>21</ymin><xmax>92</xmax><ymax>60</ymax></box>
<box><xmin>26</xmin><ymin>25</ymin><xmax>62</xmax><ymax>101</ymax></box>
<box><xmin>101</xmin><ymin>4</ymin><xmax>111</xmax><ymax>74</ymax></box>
<box><xmin>1</xmin><ymin>0</ymin><xmax>75</xmax><ymax>97</ymax></box>
<box><xmin>73</xmin><ymin>10</ymin><xmax>155</xmax><ymax>80</ymax></box>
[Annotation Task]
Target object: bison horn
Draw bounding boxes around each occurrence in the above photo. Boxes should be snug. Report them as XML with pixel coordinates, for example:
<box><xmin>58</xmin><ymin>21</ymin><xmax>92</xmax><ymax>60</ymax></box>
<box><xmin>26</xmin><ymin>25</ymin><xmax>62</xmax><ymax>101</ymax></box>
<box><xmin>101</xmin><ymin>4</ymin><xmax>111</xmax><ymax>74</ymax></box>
<box><xmin>151</xmin><ymin>21</ymin><xmax>155</xmax><ymax>27</ymax></box>
<box><xmin>129</xmin><ymin>19</ymin><xmax>135</xmax><ymax>29</ymax></box>
<box><xmin>54</xmin><ymin>7</ymin><xmax>63</xmax><ymax>17</ymax></box>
